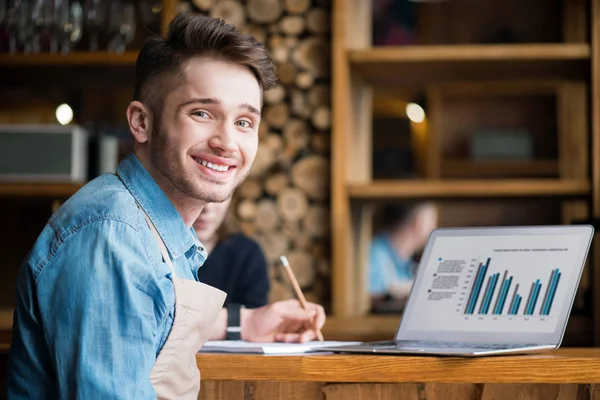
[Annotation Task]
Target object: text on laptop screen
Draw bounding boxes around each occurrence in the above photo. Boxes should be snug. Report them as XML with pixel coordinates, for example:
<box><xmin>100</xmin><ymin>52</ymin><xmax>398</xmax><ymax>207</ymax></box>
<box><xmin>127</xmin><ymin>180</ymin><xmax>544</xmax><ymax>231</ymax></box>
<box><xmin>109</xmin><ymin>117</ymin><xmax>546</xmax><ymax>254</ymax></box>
<box><xmin>403</xmin><ymin>233</ymin><xmax>586</xmax><ymax>334</ymax></box>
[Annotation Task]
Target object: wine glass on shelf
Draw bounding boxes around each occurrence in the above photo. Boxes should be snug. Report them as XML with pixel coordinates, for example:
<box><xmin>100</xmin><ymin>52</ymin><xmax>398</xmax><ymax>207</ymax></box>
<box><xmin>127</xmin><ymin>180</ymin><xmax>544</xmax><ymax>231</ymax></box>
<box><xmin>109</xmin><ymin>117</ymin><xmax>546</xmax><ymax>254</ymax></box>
<box><xmin>5</xmin><ymin>0</ymin><xmax>21</xmax><ymax>53</ymax></box>
<box><xmin>57</xmin><ymin>0</ymin><xmax>83</xmax><ymax>54</ymax></box>
<box><xmin>0</xmin><ymin>0</ymin><xmax>6</xmax><ymax>52</ymax></box>
<box><xmin>84</xmin><ymin>0</ymin><xmax>106</xmax><ymax>52</ymax></box>
<box><xmin>30</xmin><ymin>0</ymin><xmax>54</xmax><ymax>53</ymax></box>
<box><xmin>107</xmin><ymin>0</ymin><xmax>136</xmax><ymax>55</ymax></box>
<box><xmin>15</xmin><ymin>0</ymin><xmax>32</xmax><ymax>53</ymax></box>
<box><xmin>138</xmin><ymin>0</ymin><xmax>161</xmax><ymax>32</ymax></box>
<box><xmin>49</xmin><ymin>0</ymin><xmax>63</xmax><ymax>53</ymax></box>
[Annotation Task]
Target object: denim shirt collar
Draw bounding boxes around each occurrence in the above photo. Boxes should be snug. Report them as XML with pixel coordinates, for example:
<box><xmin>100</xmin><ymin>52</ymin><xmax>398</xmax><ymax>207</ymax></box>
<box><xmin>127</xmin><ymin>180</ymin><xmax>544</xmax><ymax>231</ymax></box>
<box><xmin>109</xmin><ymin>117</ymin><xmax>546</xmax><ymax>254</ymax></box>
<box><xmin>116</xmin><ymin>153</ymin><xmax>206</xmax><ymax>261</ymax></box>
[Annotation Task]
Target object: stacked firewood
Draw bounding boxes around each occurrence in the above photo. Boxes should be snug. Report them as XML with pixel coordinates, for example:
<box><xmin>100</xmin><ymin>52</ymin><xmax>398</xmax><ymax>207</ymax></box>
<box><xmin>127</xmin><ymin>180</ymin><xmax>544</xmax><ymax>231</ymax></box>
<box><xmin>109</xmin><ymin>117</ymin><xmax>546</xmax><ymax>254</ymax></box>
<box><xmin>179</xmin><ymin>0</ymin><xmax>332</xmax><ymax>308</ymax></box>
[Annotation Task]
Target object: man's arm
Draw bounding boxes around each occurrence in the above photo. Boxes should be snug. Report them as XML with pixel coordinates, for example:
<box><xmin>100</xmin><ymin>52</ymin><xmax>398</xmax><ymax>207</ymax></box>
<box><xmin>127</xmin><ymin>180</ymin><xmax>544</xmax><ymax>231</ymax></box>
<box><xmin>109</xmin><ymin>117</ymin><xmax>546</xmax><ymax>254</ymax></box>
<box><xmin>388</xmin><ymin>280</ymin><xmax>413</xmax><ymax>300</ymax></box>
<box><xmin>38</xmin><ymin>220</ymin><xmax>163</xmax><ymax>399</ymax></box>
<box><xmin>209</xmin><ymin>300</ymin><xmax>326</xmax><ymax>343</ymax></box>
<box><xmin>208</xmin><ymin>308</ymin><xmax>255</xmax><ymax>340</ymax></box>
<box><xmin>210</xmin><ymin>308</ymin><xmax>228</xmax><ymax>340</ymax></box>
<box><xmin>240</xmin><ymin>300</ymin><xmax>326</xmax><ymax>343</ymax></box>
<box><xmin>209</xmin><ymin>238</ymin><xmax>269</xmax><ymax>340</ymax></box>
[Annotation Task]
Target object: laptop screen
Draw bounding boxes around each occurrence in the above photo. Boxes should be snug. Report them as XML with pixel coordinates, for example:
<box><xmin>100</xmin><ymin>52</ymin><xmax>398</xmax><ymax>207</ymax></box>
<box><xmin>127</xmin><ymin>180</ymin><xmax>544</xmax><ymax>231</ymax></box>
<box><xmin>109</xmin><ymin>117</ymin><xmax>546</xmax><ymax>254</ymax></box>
<box><xmin>397</xmin><ymin>226</ymin><xmax>594</xmax><ymax>344</ymax></box>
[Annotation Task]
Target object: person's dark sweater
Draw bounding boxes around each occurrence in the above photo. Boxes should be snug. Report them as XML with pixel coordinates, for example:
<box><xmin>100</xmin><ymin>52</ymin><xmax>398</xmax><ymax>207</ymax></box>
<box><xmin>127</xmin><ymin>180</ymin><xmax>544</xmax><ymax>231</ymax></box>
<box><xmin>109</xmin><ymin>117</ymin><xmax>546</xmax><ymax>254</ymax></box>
<box><xmin>196</xmin><ymin>233</ymin><xmax>270</xmax><ymax>308</ymax></box>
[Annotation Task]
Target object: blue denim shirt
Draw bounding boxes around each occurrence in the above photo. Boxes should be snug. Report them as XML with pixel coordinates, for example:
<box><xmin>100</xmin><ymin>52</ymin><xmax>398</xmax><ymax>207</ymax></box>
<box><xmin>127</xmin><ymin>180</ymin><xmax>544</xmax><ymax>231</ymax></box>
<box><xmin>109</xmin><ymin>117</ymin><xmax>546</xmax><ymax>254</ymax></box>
<box><xmin>368</xmin><ymin>234</ymin><xmax>414</xmax><ymax>295</ymax></box>
<box><xmin>7</xmin><ymin>153</ymin><xmax>208</xmax><ymax>399</ymax></box>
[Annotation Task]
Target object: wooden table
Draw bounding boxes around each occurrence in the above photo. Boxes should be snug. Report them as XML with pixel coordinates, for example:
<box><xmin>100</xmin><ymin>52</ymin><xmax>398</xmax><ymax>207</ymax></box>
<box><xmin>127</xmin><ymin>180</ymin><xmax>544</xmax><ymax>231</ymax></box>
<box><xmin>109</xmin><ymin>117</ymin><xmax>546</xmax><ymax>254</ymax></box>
<box><xmin>197</xmin><ymin>348</ymin><xmax>600</xmax><ymax>399</ymax></box>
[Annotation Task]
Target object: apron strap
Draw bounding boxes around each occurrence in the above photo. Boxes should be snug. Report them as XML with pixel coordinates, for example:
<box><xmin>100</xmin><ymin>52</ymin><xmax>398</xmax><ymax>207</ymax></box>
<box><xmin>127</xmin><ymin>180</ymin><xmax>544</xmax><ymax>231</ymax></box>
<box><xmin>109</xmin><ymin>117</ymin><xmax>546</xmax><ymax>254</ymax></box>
<box><xmin>141</xmin><ymin>209</ymin><xmax>177</xmax><ymax>277</ymax></box>
<box><xmin>114</xmin><ymin>172</ymin><xmax>177</xmax><ymax>277</ymax></box>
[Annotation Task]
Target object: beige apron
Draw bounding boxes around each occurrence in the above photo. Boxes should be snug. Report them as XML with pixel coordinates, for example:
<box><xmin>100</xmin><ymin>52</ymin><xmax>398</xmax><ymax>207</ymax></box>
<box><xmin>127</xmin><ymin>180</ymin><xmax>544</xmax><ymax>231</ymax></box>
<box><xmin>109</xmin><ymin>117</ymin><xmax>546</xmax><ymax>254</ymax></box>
<box><xmin>141</xmin><ymin>209</ymin><xmax>227</xmax><ymax>399</ymax></box>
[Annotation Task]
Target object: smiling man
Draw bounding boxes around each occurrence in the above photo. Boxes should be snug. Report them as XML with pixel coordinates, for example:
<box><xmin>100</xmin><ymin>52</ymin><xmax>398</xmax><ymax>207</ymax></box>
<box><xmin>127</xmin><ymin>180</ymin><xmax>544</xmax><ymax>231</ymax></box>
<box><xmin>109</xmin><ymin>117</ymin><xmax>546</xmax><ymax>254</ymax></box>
<box><xmin>6</xmin><ymin>14</ymin><xmax>325</xmax><ymax>400</ymax></box>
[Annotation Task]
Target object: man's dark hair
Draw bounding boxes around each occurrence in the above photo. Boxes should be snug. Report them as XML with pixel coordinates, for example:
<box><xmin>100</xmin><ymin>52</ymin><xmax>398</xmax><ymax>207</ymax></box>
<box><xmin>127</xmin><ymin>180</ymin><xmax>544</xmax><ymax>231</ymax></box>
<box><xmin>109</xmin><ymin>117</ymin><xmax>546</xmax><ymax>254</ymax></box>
<box><xmin>133</xmin><ymin>13</ymin><xmax>279</xmax><ymax>117</ymax></box>
<box><xmin>377</xmin><ymin>201</ymin><xmax>433</xmax><ymax>233</ymax></box>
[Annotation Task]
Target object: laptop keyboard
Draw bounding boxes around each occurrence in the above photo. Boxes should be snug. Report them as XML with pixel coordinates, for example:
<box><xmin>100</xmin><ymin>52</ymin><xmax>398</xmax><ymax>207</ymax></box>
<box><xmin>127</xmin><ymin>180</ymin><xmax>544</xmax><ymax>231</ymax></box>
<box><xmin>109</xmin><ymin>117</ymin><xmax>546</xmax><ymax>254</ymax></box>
<box><xmin>380</xmin><ymin>341</ymin><xmax>539</xmax><ymax>350</ymax></box>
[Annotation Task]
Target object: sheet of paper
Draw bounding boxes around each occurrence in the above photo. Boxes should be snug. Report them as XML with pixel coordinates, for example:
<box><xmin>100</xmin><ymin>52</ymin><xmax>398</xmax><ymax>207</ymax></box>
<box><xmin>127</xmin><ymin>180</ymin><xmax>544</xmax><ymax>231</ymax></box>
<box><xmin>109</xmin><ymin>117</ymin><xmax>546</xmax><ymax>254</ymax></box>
<box><xmin>200</xmin><ymin>340</ymin><xmax>362</xmax><ymax>354</ymax></box>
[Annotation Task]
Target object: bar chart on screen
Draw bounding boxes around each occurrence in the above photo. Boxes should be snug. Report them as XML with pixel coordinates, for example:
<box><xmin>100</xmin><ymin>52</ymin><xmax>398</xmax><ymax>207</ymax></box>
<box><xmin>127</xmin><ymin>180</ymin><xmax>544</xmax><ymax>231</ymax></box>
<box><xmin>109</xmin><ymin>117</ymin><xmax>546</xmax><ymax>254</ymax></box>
<box><xmin>404</xmin><ymin>232</ymin><xmax>586</xmax><ymax>333</ymax></box>
<box><xmin>462</xmin><ymin>257</ymin><xmax>561</xmax><ymax>318</ymax></box>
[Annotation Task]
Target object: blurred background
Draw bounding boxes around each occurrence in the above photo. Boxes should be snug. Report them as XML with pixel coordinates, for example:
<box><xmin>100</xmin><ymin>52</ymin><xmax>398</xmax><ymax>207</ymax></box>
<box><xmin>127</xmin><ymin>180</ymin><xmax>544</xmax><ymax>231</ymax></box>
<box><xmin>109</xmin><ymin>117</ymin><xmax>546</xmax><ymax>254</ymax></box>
<box><xmin>0</xmin><ymin>0</ymin><xmax>598</xmax><ymax>354</ymax></box>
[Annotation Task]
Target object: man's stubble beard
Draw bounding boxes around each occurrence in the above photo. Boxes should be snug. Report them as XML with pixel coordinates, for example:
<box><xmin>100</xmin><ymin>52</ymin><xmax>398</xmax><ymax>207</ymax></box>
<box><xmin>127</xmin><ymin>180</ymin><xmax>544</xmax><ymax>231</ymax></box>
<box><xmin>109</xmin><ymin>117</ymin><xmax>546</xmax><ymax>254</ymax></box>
<box><xmin>150</xmin><ymin>125</ymin><xmax>251</xmax><ymax>204</ymax></box>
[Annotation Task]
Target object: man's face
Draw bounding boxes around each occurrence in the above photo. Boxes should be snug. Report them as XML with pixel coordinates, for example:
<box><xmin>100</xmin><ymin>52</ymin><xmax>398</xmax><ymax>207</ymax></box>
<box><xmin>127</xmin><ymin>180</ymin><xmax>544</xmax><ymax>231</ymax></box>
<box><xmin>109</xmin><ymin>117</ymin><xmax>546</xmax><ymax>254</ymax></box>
<box><xmin>150</xmin><ymin>57</ymin><xmax>261</xmax><ymax>203</ymax></box>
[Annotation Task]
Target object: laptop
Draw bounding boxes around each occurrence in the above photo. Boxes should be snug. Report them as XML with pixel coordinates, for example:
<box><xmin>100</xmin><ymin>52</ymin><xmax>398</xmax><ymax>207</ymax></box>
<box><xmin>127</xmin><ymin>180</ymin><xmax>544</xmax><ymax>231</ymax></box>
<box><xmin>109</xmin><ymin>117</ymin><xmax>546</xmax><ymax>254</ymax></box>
<box><xmin>320</xmin><ymin>225</ymin><xmax>594</xmax><ymax>356</ymax></box>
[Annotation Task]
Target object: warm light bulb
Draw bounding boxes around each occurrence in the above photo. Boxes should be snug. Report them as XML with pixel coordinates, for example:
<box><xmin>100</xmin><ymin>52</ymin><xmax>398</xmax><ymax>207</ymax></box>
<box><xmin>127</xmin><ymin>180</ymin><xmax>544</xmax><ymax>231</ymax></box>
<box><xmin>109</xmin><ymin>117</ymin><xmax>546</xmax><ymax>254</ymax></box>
<box><xmin>55</xmin><ymin>103</ymin><xmax>73</xmax><ymax>125</ymax></box>
<box><xmin>405</xmin><ymin>102</ymin><xmax>425</xmax><ymax>123</ymax></box>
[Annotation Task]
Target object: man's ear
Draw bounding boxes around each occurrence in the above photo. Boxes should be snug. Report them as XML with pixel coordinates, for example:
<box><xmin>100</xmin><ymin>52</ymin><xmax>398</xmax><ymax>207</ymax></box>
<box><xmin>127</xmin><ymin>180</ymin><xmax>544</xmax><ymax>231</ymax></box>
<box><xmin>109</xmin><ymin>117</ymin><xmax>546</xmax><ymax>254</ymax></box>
<box><xmin>127</xmin><ymin>101</ymin><xmax>153</xmax><ymax>144</ymax></box>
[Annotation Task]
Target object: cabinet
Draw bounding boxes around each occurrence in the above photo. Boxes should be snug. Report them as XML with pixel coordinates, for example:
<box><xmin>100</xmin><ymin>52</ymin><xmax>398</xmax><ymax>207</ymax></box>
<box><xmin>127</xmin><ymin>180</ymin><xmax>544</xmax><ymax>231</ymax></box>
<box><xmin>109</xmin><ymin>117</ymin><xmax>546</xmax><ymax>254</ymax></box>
<box><xmin>329</xmin><ymin>0</ymin><xmax>599</xmax><ymax>345</ymax></box>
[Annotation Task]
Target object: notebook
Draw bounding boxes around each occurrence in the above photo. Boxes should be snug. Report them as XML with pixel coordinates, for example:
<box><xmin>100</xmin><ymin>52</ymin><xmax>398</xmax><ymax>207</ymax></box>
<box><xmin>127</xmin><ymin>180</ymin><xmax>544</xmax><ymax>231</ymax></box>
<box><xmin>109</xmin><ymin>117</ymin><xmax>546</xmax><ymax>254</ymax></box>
<box><xmin>200</xmin><ymin>340</ymin><xmax>362</xmax><ymax>354</ymax></box>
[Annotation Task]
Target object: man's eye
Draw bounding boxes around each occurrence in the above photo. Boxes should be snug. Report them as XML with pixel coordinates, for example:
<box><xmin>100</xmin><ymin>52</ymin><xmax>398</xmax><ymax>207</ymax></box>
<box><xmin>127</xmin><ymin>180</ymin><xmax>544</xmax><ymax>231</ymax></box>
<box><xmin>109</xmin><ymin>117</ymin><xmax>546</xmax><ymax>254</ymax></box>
<box><xmin>193</xmin><ymin>111</ymin><xmax>209</xmax><ymax>118</ymax></box>
<box><xmin>237</xmin><ymin>120</ymin><xmax>252</xmax><ymax>128</ymax></box>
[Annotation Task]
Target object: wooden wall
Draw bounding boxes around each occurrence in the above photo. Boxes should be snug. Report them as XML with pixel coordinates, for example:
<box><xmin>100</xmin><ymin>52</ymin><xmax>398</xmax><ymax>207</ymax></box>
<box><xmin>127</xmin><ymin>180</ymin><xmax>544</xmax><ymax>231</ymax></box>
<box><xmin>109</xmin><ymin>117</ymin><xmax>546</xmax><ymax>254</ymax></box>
<box><xmin>178</xmin><ymin>0</ymin><xmax>334</xmax><ymax>310</ymax></box>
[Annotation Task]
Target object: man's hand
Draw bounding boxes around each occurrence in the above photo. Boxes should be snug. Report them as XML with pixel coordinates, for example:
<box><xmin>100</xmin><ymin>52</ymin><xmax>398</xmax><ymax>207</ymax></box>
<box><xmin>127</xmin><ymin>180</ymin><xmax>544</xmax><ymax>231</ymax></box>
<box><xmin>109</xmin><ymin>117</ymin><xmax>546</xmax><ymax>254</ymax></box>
<box><xmin>240</xmin><ymin>299</ymin><xmax>326</xmax><ymax>343</ymax></box>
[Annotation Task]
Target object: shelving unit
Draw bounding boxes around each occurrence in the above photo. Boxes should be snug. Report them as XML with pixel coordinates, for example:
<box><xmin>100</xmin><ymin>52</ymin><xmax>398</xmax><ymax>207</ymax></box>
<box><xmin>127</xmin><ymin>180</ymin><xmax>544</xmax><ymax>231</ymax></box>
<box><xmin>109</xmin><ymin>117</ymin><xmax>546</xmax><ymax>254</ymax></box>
<box><xmin>0</xmin><ymin>0</ymin><xmax>178</xmax><ymax>192</ymax></box>
<box><xmin>440</xmin><ymin>159</ymin><xmax>559</xmax><ymax>178</ymax></box>
<box><xmin>0</xmin><ymin>183</ymin><xmax>83</xmax><ymax>198</ymax></box>
<box><xmin>347</xmin><ymin>180</ymin><xmax>591</xmax><ymax>200</ymax></box>
<box><xmin>330</xmin><ymin>0</ymin><xmax>599</xmax><ymax>344</ymax></box>
<box><xmin>350</xmin><ymin>44</ymin><xmax>591</xmax><ymax>84</ymax></box>
<box><xmin>0</xmin><ymin>52</ymin><xmax>139</xmax><ymax>66</ymax></box>
<box><xmin>350</xmin><ymin>43</ymin><xmax>591</xmax><ymax>61</ymax></box>
<box><xmin>0</xmin><ymin>1</ymin><xmax>179</xmax><ymax>341</ymax></box>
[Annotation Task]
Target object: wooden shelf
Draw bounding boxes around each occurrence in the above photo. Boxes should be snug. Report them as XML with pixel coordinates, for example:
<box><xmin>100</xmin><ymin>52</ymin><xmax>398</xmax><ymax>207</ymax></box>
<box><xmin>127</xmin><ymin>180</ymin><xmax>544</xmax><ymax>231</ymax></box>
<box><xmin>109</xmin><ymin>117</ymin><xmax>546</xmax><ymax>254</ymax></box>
<box><xmin>348</xmin><ymin>179</ymin><xmax>591</xmax><ymax>199</ymax></box>
<box><xmin>0</xmin><ymin>308</ymin><xmax>12</xmax><ymax>345</ymax></box>
<box><xmin>350</xmin><ymin>44</ymin><xmax>590</xmax><ymax>85</ymax></box>
<box><xmin>351</xmin><ymin>44</ymin><xmax>590</xmax><ymax>63</ymax></box>
<box><xmin>0</xmin><ymin>309</ymin><xmax>12</xmax><ymax>332</ymax></box>
<box><xmin>441</xmin><ymin>159</ymin><xmax>559</xmax><ymax>178</ymax></box>
<box><xmin>0</xmin><ymin>182</ymin><xmax>83</xmax><ymax>198</ymax></box>
<box><xmin>0</xmin><ymin>51</ymin><xmax>139</xmax><ymax>67</ymax></box>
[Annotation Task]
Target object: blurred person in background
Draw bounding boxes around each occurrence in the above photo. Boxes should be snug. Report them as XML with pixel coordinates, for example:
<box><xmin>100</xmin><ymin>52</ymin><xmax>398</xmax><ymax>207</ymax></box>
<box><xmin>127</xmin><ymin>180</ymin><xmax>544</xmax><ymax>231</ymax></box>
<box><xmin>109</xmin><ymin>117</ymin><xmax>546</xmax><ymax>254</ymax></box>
<box><xmin>194</xmin><ymin>197</ymin><xmax>271</xmax><ymax>334</ymax></box>
<box><xmin>369</xmin><ymin>202</ymin><xmax>438</xmax><ymax>312</ymax></box>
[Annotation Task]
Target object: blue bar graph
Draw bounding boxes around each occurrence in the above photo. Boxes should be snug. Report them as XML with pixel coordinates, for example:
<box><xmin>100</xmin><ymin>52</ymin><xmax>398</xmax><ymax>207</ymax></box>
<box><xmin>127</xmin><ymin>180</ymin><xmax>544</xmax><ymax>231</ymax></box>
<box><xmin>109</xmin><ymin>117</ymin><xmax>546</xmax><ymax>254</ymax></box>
<box><xmin>509</xmin><ymin>295</ymin><xmax>518</xmax><ymax>314</ymax></box>
<box><xmin>478</xmin><ymin>276</ymin><xmax>493</xmax><ymax>314</ymax></box>
<box><xmin>491</xmin><ymin>271</ymin><xmax>506</xmax><ymax>314</ymax></box>
<box><xmin>531</xmin><ymin>282</ymin><xmax>542</xmax><ymax>315</ymax></box>
<box><xmin>525</xmin><ymin>279</ymin><xmax>542</xmax><ymax>315</ymax></box>
<box><xmin>514</xmin><ymin>296</ymin><xmax>522</xmax><ymax>314</ymax></box>
<box><xmin>493</xmin><ymin>275</ymin><xmax>513</xmax><ymax>315</ymax></box>
<box><xmin>544</xmin><ymin>273</ymin><xmax>561</xmax><ymax>315</ymax></box>
<box><xmin>464</xmin><ymin>258</ymin><xmax>491</xmax><ymax>314</ymax></box>
<box><xmin>541</xmin><ymin>269</ymin><xmax>561</xmax><ymax>316</ymax></box>
<box><xmin>463</xmin><ymin>257</ymin><xmax>562</xmax><ymax>317</ymax></box>
<box><xmin>508</xmin><ymin>284</ymin><xmax>520</xmax><ymax>315</ymax></box>
<box><xmin>481</xmin><ymin>272</ymin><xmax>500</xmax><ymax>314</ymax></box>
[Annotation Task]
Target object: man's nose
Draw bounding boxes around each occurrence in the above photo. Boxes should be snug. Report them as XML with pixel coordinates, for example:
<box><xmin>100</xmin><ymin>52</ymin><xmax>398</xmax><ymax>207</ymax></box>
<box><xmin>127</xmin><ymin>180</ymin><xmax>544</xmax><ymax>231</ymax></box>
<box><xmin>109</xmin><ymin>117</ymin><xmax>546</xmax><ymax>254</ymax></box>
<box><xmin>208</xmin><ymin>123</ymin><xmax>237</xmax><ymax>154</ymax></box>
